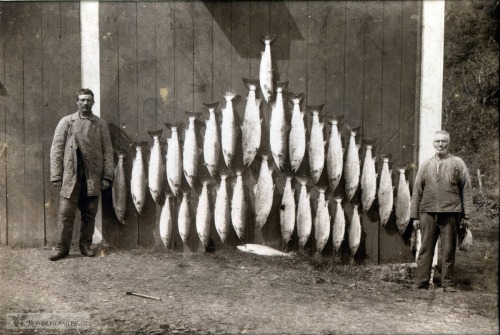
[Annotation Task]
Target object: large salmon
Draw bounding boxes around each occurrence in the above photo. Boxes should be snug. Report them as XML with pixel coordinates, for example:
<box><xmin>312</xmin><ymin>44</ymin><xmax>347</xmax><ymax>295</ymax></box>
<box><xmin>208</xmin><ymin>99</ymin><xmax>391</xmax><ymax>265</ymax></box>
<box><xmin>221</xmin><ymin>91</ymin><xmax>238</xmax><ymax>169</ymax></box>
<box><xmin>214</xmin><ymin>171</ymin><xmax>231</xmax><ymax>243</ymax></box>
<box><xmin>196</xmin><ymin>178</ymin><xmax>212</xmax><ymax>248</ymax></box>
<box><xmin>159</xmin><ymin>192</ymin><xmax>173</xmax><ymax>248</ymax></box>
<box><xmin>112</xmin><ymin>153</ymin><xmax>127</xmax><ymax>224</ymax></box>
<box><xmin>259</xmin><ymin>35</ymin><xmax>276</xmax><ymax>102</ymax></box>
<box><xmin>348</xmin><ymin>203</ymin><xmax>361</xmax><ymax>256</ymax></box>
<box><xmin>183</xmin><ymin>112</ymin><xmax>201</xmax><ymax>189</ymax></box>
<box><xmin>178</xmin><ymin>190</ymin><xmax>191</xmax><ymax>244</ymax></box>
<box><xmin>296</xmin><ymin>176</ymin><xmax>312</xmax><ymax>248</ymax></box>
<box><xmin>289</xmin><ymin>93</ymin><xmax>306</xmax><ymax>172</ymax></box>
<box><xmin>326</xmin><ymin>116</ymin><xmax>343</xmax><ymax>192</ymax></box>
<box><xmin>231</xmin><ymin>170</ymin><xmax>247</xmax><ymax>241</ymax></box>
<box><xmin>203</xmin><ymin>102</ymin><xmax>220</xmax><ymax>177</ymax></box>
<box><xmin>165</xmin><ymin>122</ymin><xmax>183</xmax><ymax>197</ymax></box>
<box><xmin>237</xmin><ymin>244</ymin><xmax>292</xmax><ymax>257</ymax></box>
<box><xmin>254</xmin><ymin>154</ymin><xmax>274</xmax><ymax>230</ymax></box>
<box><xmin>270</xmin><ymin>81</ymin><xmax>289</xmax><ymax>171</ymax></box>
<box><xmin>332</xmin><ymin>197</ymin><xmax>346</xmax><ymax>252</ymax></box>
<box><xmin>344</xmin><ymin>127</ymin><xmax>361</xmax><ymax>201</ymax></box>
<box><xmin>308</xmin><ymin>105</ymin><xmax>325</xmax><ymax>184</ymax></box>
<box><xmin>378</xmin><ymin>155</ymin><xmax>394</xmax><ymax>226</ymax></box>
<box><xmin>147</xmin><ymin>129</ymin><xmax>165</xmax><ymax>205</ymax></box>
<box><xmin>395</xmin><ymin>166</ymin><xmax>411</xmax><ymax>234</ymax></box>
<box><xmin>280</xmin><ymin>175</ymin><xmax>296</xmax><ymax>244</ymax></box>
<box><xmin>361</xmin><ymin>140</ymin><xmax>377</xmax><ymax>212</ymax></box>
<box><xmin>131</xmin><ymin>142</ymin><xmax>148</xmax><ymax>214</ymax></box>
<box><xmin>315</xmin><ymin>186</ymin><xmax>330</xmax><ymax>253</ymax></box>
<box><xmin>241</xmin><ymin>78</ymin><xmax>262</xmax><ymax>167</ymax></box>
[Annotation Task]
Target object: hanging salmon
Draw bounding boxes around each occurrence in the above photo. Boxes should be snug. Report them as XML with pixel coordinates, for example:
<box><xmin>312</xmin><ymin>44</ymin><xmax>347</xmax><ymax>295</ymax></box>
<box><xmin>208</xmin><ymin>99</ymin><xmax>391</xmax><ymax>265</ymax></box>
<box><xmin>231</xmin><ymin>170</ymin><xmax>247</xmax><ymax>241</ymax></box>
<box><xmin>344</xmin><ymin>127</ymin><xmax>361</xmax><ymax>201</ymax></box>
<box><xmin>131</xmin><ymin>142</ymin><xmax>148</xmax><ymax>214</ymax></box>
<box><xmin>326</xmin><ymin>116</ymin><xmax>343</xmax><ymax>192</ymax></box>
<box><xmin>315</xmin><ymin>186</ymin><xmax>330</xmax><ymax>253</ymax></box>
<box><xmin>147</xmin><ymin>129</ymin><xmax>165</xmax><ymax>205</ymax></box>
<box><xmin>259</xmin><ymin>35</ymin><xmax>276</xmax><ymax>103</ymax></box>
<box><xmin>348</xmin><ymin>203</ymin><xmax>362</xmax><ymax>256</ymax></box>
<box><xmin>361</xmin><ymin>140</ymin><xmax>377</xmax><ymax>212</ymax></box>
<box><xmin>270</xmin><ymin>81</ymin><xmax>289</xmax><ymax>171</ymax></box>
<box><xmin>378</xmin><ymin>154</ymin><xmax>394</xmax><ymax>226</ymax></box>
<box><xmin>296</xmin><ymin>176</ymin><xmax>312</xmax><ymax>248</ymax></box>
<box><xmin>254</xmin><ymin>154</ymin><xmax>275</xmax><ymax>230</ymax></box>
<box><xmin>178</xmin><ymin>190</ymin><xmax>191</xmax><ymax>244</ymax></box>
<box><xmin>112</xmin><ymin>153</ymin><xmax>127</xmax><ymax>224</ymax></box>
<box><xmin>165</xmin><ymin>122</ymin><xmax>183</xmax><ymax>197</ymax></box>
<box><xmin>289</xmin><ymin>93</ymin><xmax>306</xmax><ymax>172</ymax></box>
<box><xmin>332</xmin><ymin>197</ymin><xmax>346</xmax><ymax>252</ymax></box>
<box><xmin>159</xmin><ymin>192</ymin><xmax>173</xmax><ymax>248</ymax></box>
<box><xmin>308</xmin><ymin>105</ymin><xmax>326</xmax><ymax>184</ymax></box>
<box><xmin>203</xmin><ymin>102</ymin><xmax>220</xmax><ymax>177</ymax></box>
<box><xmin>196</xmin><ymin>178</ymin><xmax>212</xmax><ymax>248</ymax></box>
<box><xmin>183</xmin><ymin>112</ymin><xmax>201</xmax><ymax>189</ymax></box>
<box><xmin>241</xmin><ymin>78</ymin><xmax>262</xmax><ymax>167</ymax></box>
<box><xmin>214</xmin><ymin>171</ymin><xmax>231</xmax><ymax>243</ymax></box>
<box><xmin>280</xmin><ymin>175</ymin><xmax>296</xmax><ymax>245</ymax></box>
<box><xmin>221</xmin><ymin>91</ymin><xmax>238</xmax><ymax>169</ymax></box>
<box><xmin>395</xmin><ymin>166</ymin><xmax>411</xmax><ymax>234</ymax></box>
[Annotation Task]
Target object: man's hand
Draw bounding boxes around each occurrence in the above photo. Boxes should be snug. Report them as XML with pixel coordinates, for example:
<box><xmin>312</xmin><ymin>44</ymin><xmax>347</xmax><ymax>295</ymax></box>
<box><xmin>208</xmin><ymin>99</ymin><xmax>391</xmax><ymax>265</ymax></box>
<box><xmin>461</xmin><ymin>217</ymin><xmax>469</xmax><ymax>229</ymax></box>
<box><xmin>52</xmin><ymin>181</ymin><xmax>62</xmax><ymax>191</ymax></box>
<box><xmin>101</xmin><ymin>179</ymin><xmax>110</xmax><ymax>191</ymax></box>
<box><xmin>413</xmin><ymin>219</ymin><xmax>420</xmax><ymax>230</ymax></box>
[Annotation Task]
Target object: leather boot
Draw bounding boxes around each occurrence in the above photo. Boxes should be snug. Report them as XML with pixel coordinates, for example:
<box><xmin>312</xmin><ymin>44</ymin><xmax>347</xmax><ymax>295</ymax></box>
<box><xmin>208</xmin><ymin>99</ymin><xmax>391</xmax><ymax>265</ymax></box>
<box><xmin>80</xmin><ymin>245</ymin><xmax>95</xmax><ymax>257</ymax></box>
<box><xmin>49</xmin><ymin>249</ymin><xmax>69</xmax><ymax>261</ymax></box>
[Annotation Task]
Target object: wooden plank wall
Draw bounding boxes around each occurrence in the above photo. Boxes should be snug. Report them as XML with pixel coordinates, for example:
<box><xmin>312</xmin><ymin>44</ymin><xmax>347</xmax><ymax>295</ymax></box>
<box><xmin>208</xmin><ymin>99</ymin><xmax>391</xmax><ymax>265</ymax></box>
<box><xmin>0</xmin><ymin>2</ymin><xmax>81</xmax><ymax>247</ymax></box>
<box><xmin>0</xmin><ymin>1</ymin><xmax>421</xmax><ymax>264</ymax></box>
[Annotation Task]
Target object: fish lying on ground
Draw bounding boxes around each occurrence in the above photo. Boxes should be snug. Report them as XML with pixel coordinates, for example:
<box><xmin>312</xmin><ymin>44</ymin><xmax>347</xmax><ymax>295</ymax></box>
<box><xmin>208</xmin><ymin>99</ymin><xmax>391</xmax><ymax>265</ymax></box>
<box><xmin>254</xmin><ymin>154</ymin><xmax>275</xmax><ymax>230</ymax></box>
<box><xmin>289</xmin><ymin>93</ymin><xmax>306</xmax><ymax>172</ymax></box>
<box><xmin>259</xmin><ymin>35</ymin><xmax>276</xmax><ymax>103</ymax></box>
<box><xmin>296</xmin><ymin>176</ymin><xmax>312</xmax><ymax>248</ymax></box>
<box><xmin>178</xmin><ymin>190</ymin><xmax>191</xmax><ymax>244</ymax></box>
<box><xmin>147</xmin><ymin>129</ymin><xmax>165</xmax><ymax>205</ymax></box>
<box><xmin>131</xmin><ymin>142</ymin><xmax>148</xmax><ymax>214</ymax></box>
<box><xmin>344</xmin><ymin>127</ymin><xmax>361</xmax><ymax>201</ymax></box>
<box><xmin>270</xmin><ymin>81</ymin><xmax>289</xmax><ymax>171</ymax></box>
<box><xmin>378</xmin><ymin>154</ymin><xmax>394</xmax><ymax>226</ymax></box>
<box><xmin>326</xmin><ymin>116</ymin><xmax>343</xmax><ymax>192</ymax></box>
<box><xmin>221</xmin><ymin>91</ymin><xmax>238</xmax><ymax>169</ymax></box>
<box><xmin>159</xmin><ymin>193</ymin><xmax>173</xmax><ymax>248</ymax></box>
<box><xmin>196</xmin><ymin>178</ymin><xmax>212</xmax><ymax>248</ymax></box>
<box><xmin>395</xmin><ymin>165</ymin><xmax>411</xmax><ymax>234</ymax></box>
<box><xmin>332</xmin><ymin>197</ymin><xmax>346</xmax><ymax>252</ymax></box>
<box><xmin>165</xmin><ymin>122</ymin><xmax>184</xmax><ymax>197</ymax></box>
<box><xmin>241</xmin><ymin>78</ymin><xmax>262</xmax><ymax>167</ymax></box>
<box><xmin>348</xmin><ymin>203</ymin><xmax>361</xmax><ymax>256</ymax></box>
<box><xmin>203</xmin><ymin>102</ymin><xmax>220</xmax><ymax>177</ymax></box>
<box><xmin>231</xmin><ymin>170</ymin><xmax>247</xmax><ymax>241</ymax></box>
<box><xmin>280</xmin><ymin>175</ymin><xmax>296</xmax><ymax>245</ymax></box>
<box><xmin>361</xmin><ymin>140</ymin><xmax>377</xmax><ymax>212</ymax></box>
<box><xmin>308</xmin><ymin>105</ymin><xmax>326</xmax><ymax>184</ymax></box>
<box><xmin>237</xmin><ymin>243</ymin><xmax>292</xmax><ymax>257</ymax></box>
<box><xmin>183</xmin><ymin>112</ymin><xmax>202</xmax><ymax>189</ymax></box>
<box><xmin>315</xmin><ymin>186</ymin><xmax>330</xmax><ymax>253</ymax></box>
<box><xmin>112</xmin><ymin>153</ymin><xmax>127</xmax><ymax>224</ymax></box>
<box><xmin>214</xmin><ymin>170</ymin><xmax>231</xmax><ymax>243</ymax></box>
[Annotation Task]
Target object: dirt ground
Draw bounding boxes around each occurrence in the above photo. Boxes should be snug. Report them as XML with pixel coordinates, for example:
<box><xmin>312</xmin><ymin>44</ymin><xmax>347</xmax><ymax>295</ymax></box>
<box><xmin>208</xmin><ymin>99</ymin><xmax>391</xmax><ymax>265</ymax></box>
<box><xmin>0</xmin><ymin>229</ymin><xmax>497</xmax><ymax>335</ymax></box>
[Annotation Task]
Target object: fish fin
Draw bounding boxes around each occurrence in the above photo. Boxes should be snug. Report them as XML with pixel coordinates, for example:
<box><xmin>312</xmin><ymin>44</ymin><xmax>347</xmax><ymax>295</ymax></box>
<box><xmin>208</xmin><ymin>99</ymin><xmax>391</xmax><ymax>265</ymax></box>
<box><xmin>147</xmin><ymin>129</ymin><xmax>163</xmax><ymax>139</ymax></box>
<box><xmin>243</xmin><ymin>78</ymin><xmax>260</xmax><ymax>89</ymax></box>
<box><xmin>300</xmin><ymin>111</ymin><xmax>305</xmax><ymax>119</ymax></box>
<box><xmin>253</xmin><ymin>184</ymin><xmax>257</xmax><ymax>196</ymax></box>
<box><xmin>224</xmin><ymin>90</ymin><xmax>237</xmax><ymax>101</ymax></box>
<box><xmin>185</xmin><ymin>111</ymin><xmax>202</xmax><ymax>120</ymax></box>
<box><xmin>198</xmin><ymin>148</ymin><xmax>203</xmax><ymax>157</ymax></box>
<box><xmin>203</xmin><ymin>101</ymin><xmax>220</xmax><ymax>111</ymax></box>
<box><xmin>356</xmin><ymin>143</ymin><xmax>361</xmax><ymax>151</ymax></box>
<box><xmin>255</xmin><ymin>99</ymin><xmax>262</xmax><ymax>108</ymax></box>
<box><xmin>323</xmin><ymin>140</ymin><xmax>327</xmax><ymax>147</ymax></box>
<box><xmin>262</xmin><ymin>35</ymin><xmax>277</xmax><ymax>44</ymax></box>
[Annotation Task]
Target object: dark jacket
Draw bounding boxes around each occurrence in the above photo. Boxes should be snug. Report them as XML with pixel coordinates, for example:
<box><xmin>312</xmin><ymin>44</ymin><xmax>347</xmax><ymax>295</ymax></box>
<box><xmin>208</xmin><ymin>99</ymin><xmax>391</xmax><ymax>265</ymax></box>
<box><xmin>410</xmin><ymin>154</ymin><xmax>473</xmax><ymax>219</ymax></box>
<box><xmin>50</xmin><ymin>112</ymin><xmax>114</xmax><ymax>198</ymax></box>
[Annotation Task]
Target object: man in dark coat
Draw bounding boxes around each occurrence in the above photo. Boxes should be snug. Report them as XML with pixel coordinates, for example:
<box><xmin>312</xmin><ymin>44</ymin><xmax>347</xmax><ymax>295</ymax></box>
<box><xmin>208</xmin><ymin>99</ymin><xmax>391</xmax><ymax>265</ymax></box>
<box><xmin>49</xmin><ymin>88</ymin><xmax>114</xmax><ymax>261</ymax></box>
<box><xmin>410</xmin><ymin>130</ymin><xmax>473</xmax><ymax>291</ymax></box>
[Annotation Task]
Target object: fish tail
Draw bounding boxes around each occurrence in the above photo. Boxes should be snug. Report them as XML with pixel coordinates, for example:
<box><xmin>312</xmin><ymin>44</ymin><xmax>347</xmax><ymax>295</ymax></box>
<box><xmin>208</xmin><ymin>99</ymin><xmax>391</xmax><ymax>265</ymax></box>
<box><xmin>147</xmin><ymin>129</ymin><xmax>163</xmax><ymax>139</ymax></box>
<box><xmin>362</xmin><ymin>138</ymin><xmax>376</xmax><ymax>146</ymax></box>
<box><xmin>242</xmin><ymin>78</ymin><xmax>260</xmax><ymax>89</ymax></box>
<box><xmin>131</xmin><ymin>141</ymin><xmax>148</xmax><ymax>149</ymax></box>
<box><xmin>165</xmin><ymin>122</ymin><xmax>184</xmax><ymax>131</ymax></box>
<box><xmin>289</xmin><ymin>92</ymin><xmax>305</xmax><ymax>104</ymax></box>
<box><xmin>316</xmin><ymin>185</ymin><xmax>328</xmax><ymax>193</ymax></box>
<box><xmin>224</xmin><ymin>90</ymin><xmax>237</xmax><ymax>101</ymax></box>
<box><xmin>199</xmin><ymin>175</ymin><xmax>213</xmax><ymax>186</ymax></box>
<box><xmin>334</xmin><ymin>197</ymin><xmax>343</xmax><ymax>203</ymax></box>
<box><xmin>185</xmin><ymin>111</ymin><xmax>202</xmax><ymax>121</ymax></box>
<box><xmin>307</xmin><ymin>104</ymin><xmax>324</xmax><ymax>116</ymax></box>
<box><xmin>203</xmin><ymin>101</ymin><xmax>220</xmax><ymax>112</ymax></box>
<box><xmin>275</xmin><ymin>81</ymin><xmax>289</xmax><ymax>92</ymax></box>
<box><xmin>295</xmin><ymin>175</ymin><xmax>309</xmax><ymax>186</ymax></box>
<box><xmin>262</xmin><ymin>35</ymin><xmax>277</xmax><ymax>44</ymax></box>
<box><xmin>379</xmin><ymin>152</ymin><xmax>393</xmax><ymax>162</ymax></box>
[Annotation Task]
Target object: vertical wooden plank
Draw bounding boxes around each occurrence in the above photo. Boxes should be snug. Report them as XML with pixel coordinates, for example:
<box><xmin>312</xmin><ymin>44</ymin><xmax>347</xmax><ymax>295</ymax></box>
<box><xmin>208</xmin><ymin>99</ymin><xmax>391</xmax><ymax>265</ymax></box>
<box><xmin>287</xmin><ymin>2</ymin><xmax>307</xmax><ymax>96</ymax></box>
<box><xmin>270</xmin><ymin>0</ymin><xmax>289</xmax><ymax>83</ymax></box>
<box><xmin>194</xmin><ymin>1</ymin><xmax>213</xmax><ymax>108</ymax></box>
<box><xmin>379</xmin><ymin>1</ymin><xmax>411</xmax><ymax>264</ymax></box>
<box><xmin>137</xmin><ymin>2</ymin><xmax>158</xmax><ymax>248</ymax></box>
<box><xmin>42</xmin><ymin>2</ymin><xmax>62</xmax><ymax>247</ymax></box>
<box><xmin>212</xmin><ymin>2</ymin><xmax>232</xmax><ymax>102</ymax></box>
<box><xmin>306</xmin><ymin>1</ymin><xmax>326</xmax><ymax>106</ymax></box>
<box><xmin>0</xmin><ymin>2</ymin><xmax>8</xmax><ymax>245</ymax></box>
<box><xmin>23</xmin><ymin>3</ymin><xmax>45</xmax><ymax>246</ymax></box>
<box><xmin>117</xmin><ymin>2</ymin><xmax>140</xmax><ymax>248</ymax></box>
<box><xmin>361</xmin><ymin>1</ymin><xmax>383</xmax><ymax>264</ymax></box>
<box><xmin>175</xmin><ymin>0</ymin><xmax>197</xmax><ymax>252</ymax></box>
<box><xmin>5</xmin><ymin>4</ymin><xmax>25</xmax><ymax>246</ymax></box>
<box><xmin>156</xmin><ymin>1</ymin><xmax>182</xmax><ymax>251</ymax></box>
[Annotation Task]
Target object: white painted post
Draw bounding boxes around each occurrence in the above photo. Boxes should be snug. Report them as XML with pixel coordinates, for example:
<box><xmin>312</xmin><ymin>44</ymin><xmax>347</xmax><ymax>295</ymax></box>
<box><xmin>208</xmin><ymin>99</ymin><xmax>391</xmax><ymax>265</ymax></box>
<box><xmin>80</xmin><ymin>1</ymin><xmax>104</xmax><ymax>246</ymax></box>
